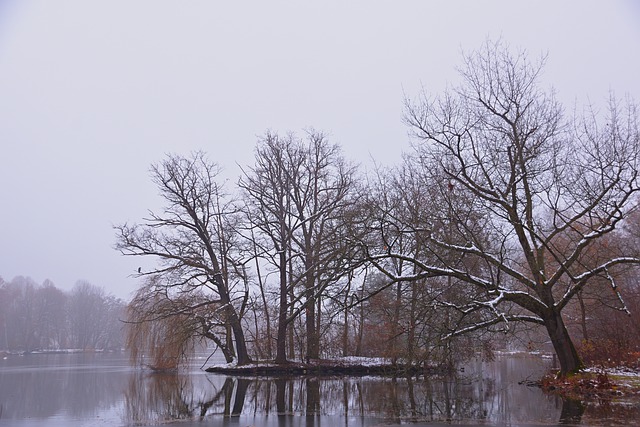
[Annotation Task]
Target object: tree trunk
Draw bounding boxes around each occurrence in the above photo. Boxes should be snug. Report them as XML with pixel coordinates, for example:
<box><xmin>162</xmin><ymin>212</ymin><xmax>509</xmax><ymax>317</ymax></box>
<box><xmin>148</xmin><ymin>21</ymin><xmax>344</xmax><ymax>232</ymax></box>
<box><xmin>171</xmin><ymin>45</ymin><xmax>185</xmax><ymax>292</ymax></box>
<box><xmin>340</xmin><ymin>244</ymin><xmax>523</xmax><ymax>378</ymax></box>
<box><xmin>544</xmin><ymin>309</ymin><xmax>583</xmax><ymax>376</ymax></box>
<box><xmin>305</xmin><ymin>263</ymin><xmax>319</xmax><ymax>360</ymax></box>
<box><xmin>355</xmin><ymin>287</ymin><xmax>364</xmax><ymax>356</ymax></box>
<box><xmin>288</xmin><ymin>303</ymin><xmax>296</xmax><ymax>360</ymax></box>
<box><xmin>203</xmin><ymin>329</ymin><xmax>234</xmax><ymax>363</ymax></box>
<box><xmin>213</xmin><ymin>274</ymin><xmax>251</xmax><ymax>365</ymax></box>
<box><xmin>407</xmin><ymin>281</ymin><xmax>418</xmax><ymax>363</ymax></box>
<box><xmin>305</xmin><ymin>299</ymin><xmax>319</xmax><ymax>360</ymax></box>
<box><xmin>220</xmin><ymin>295</ymin><xmax>251</xmax><ymax>365</ymax></box>
<box><xmin>342</xmin><ymin>303</ymin><xmax>349</xmax><ymax>357</ymax></box>
<box><xmin>577</xmin><ymin>291</ymin><xmax>589</xmax><ymax>342</ymax></box>
<box><xmin>387</xmin><ymin>280</ymin><xmax>403</xmax><ymax>364</ymax></box>
<box><xmin>254</xmin><ymin>251</ymin><xmax>272</xmax><ymax>359</ymax></box>
<box><xmin>225</xmin><ymin>323</ymin><xmax>236</xmax><ymax>360</ymax></box>
<box><xmin>275</xmin><ymin>317</ymin><xmax>288</xmax><ymax>363</ymax></box>
<box><xmin>316</xmin><ymin>294</ymin><xmax>322</xmax><ymax>354</ymax></box>
<box><xmin>275</xmin><ymin>250</ymin><xmax>289</xmax><ymax>364</ymax></box>
<box><xmin>227</xmin><ymin>310</ymin><xmax>251</xmax><ymax>365</ymax></box>
<box><xmin>288</xmin><ymin>254</ymin><xmax>296</xmax><ymax>360</ymax></box>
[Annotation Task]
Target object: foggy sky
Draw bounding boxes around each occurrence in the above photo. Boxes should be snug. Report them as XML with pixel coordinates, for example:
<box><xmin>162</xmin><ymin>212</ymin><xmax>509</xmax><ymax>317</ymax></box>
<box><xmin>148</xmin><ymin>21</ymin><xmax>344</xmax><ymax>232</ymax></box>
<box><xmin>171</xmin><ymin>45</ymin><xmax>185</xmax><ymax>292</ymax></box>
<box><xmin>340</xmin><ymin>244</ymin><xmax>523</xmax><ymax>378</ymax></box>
<box><xmin>1</xmin><ymin>1</ymin><xmax>639</xmax><ymax>299</ymax></box>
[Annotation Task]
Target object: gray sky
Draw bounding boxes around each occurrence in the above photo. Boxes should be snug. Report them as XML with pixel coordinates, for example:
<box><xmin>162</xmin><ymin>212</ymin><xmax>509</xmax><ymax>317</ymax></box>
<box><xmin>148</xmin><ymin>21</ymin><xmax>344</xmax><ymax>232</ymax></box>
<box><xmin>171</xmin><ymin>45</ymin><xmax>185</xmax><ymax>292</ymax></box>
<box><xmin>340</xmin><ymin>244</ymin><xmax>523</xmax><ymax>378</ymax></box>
<box><xmin>1</xmin><ymin>1</ymin><xmax>639</xmax><ymax>299</ymax></box>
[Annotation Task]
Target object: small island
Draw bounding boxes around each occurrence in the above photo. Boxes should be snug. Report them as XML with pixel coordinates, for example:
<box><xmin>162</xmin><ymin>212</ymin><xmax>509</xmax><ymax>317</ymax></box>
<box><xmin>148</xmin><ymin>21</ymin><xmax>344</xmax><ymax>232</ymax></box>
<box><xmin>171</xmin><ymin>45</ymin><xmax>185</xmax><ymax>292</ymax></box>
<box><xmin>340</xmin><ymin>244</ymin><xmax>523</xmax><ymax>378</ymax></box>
<box><xmin>205</xmin><ymin>357</ymin><xmax>435</xmax><ymax>377</ymax></box>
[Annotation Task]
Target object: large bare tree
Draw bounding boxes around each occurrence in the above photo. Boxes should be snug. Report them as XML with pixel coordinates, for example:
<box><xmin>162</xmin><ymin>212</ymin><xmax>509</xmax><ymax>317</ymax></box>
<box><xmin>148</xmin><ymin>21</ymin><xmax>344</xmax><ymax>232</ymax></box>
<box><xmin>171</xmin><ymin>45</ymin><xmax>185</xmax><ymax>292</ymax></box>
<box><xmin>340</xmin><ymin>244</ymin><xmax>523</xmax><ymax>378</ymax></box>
<box><xmin>239</xmin><ymin>130</ymin><xmax>360</xmax><ymax>362</ymax></box>
<box><xmin>115</xmin><ymin>152</ymin><xmax>251</xmax><ymax>365</ymax></box>
<box><xmin>369</xmin><ymin>41</ymin><xmax>640</xmax><ymax>376</ymax></box>
<box><xmin>239</xmin><ymin>132</ymin><xmax>297</xmax><ymax>363</ymax></box>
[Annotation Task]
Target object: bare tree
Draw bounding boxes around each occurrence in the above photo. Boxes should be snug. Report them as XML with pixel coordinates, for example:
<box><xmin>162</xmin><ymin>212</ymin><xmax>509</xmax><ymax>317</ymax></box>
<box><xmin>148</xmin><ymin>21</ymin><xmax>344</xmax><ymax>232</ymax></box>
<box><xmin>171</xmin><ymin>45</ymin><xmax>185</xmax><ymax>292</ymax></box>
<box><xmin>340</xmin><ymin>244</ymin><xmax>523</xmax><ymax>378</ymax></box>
<box><xmin>68</xmin><ymin>281</ymin><xmax>109</xmax><ymax>349</ymax></box>
<box><xmin>239</xmin><ymin>132</ymin><xmax>298</xmax><ymax>363</ymax></box>
<box><xmin>38</xmin><ymin>280</ymin><xmax>69</xmax><ymax>349</ymax></box>
<box><xmin>115</xmin><ymin>152</ymin><xmax>251</xmax><ymax>365</ymax></box>
<box><xmin>239</xmin><ymin>130</ymin><xmax>361</xmax><ymax>362</ymax></box>
<box><xmin>0</xmin><ymin>276</ymin><xmax>69</xmax><ymax>351</ymax></box>
<box><xmin>368</xmin><ymin>40</ymin><xmax>640</xmax><ymax>376</ymax></box>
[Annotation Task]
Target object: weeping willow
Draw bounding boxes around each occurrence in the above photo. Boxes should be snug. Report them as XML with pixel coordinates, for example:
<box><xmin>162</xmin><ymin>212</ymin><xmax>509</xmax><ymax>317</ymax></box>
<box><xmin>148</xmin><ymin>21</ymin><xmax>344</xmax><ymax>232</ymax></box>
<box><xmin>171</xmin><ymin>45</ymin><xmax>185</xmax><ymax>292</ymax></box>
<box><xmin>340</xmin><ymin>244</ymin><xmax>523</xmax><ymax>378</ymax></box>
<box><xmin>125</xmin><ymin>289</ymin><xmax>199</xmax><ymax>371</ymax></box>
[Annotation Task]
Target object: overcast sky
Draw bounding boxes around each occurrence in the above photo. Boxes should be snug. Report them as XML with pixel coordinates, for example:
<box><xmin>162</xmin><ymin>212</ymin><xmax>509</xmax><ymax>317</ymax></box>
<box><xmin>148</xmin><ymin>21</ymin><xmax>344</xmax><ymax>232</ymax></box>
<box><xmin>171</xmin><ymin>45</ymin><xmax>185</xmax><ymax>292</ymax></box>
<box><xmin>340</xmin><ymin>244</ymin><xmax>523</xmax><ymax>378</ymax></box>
<box><xmin>1</xmin><ymin>1</ymin><xmax>639</xmax><ymax>299</ymax></box>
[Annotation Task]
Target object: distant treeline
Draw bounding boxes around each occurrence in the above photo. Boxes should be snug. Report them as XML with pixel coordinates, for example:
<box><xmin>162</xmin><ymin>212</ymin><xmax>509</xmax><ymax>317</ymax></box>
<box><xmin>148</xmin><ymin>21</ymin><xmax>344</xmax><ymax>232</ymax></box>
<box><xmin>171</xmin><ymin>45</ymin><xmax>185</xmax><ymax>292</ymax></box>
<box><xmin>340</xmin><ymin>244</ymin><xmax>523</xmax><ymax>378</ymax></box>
<box><xmin>0</xmin><ymin>276</ymin><xmax>126</xmax><ymax>352</ymax></box>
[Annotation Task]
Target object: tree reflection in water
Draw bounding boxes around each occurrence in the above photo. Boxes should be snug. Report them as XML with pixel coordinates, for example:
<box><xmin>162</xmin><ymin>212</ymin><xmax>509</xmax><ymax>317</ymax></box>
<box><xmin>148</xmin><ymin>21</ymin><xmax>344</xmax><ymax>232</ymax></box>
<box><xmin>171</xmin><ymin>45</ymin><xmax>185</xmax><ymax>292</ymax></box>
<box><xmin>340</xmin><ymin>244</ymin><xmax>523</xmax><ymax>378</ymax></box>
<box><xmin>4</xmin><ymin>354</ymin><xmax>638</xmax><ymax>425</ymax></box>
<box><xmin>125</xmin><ymin>372</ymin><xmax>198</xmax><ymax>422</ymax></box>
<box><xmin>559</xmin><ymin>398</ymin><xmax>584</xmax><ymax>424</ymax></box>
<box><xmin>123</xmin><ymin>370</ymin><xmax>574</xmax><ymax>425</ymax></box>
<box><xmin>122</xmin><ymin>355</ymin><xmax>640</xmax><ymax>426</ymax></box>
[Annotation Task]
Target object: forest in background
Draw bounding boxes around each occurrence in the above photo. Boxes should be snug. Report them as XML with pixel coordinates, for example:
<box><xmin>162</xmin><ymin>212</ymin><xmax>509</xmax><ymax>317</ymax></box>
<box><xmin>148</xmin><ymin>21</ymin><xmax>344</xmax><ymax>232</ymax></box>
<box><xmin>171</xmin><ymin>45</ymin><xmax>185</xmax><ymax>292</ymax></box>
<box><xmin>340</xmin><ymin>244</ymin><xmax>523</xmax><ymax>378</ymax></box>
<box><xmin>0</xmin><ymin>276</ymin><xmax>126</xmax><ymax>352</ymax></box>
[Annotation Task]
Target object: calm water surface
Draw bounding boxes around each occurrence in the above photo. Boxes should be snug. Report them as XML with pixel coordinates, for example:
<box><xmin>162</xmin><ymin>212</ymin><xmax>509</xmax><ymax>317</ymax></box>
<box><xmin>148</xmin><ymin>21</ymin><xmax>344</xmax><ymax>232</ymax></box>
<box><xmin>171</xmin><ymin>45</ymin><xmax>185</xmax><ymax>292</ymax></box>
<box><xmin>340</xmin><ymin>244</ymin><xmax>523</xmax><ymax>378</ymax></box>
<box><xmin>0</xmin><ymin>352</ymin><xmax>638</xmax><ymax>426</ymax></box>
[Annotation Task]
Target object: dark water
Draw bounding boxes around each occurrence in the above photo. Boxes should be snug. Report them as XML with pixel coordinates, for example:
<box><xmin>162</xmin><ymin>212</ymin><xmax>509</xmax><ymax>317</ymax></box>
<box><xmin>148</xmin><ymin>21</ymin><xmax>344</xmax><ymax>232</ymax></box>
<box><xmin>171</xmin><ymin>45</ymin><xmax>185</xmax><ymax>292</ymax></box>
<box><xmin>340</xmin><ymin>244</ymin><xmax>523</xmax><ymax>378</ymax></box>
<box><xmin>0</xmin><ymin>352</ymin><xmax>638</xmax><ymax>426</ymax></box>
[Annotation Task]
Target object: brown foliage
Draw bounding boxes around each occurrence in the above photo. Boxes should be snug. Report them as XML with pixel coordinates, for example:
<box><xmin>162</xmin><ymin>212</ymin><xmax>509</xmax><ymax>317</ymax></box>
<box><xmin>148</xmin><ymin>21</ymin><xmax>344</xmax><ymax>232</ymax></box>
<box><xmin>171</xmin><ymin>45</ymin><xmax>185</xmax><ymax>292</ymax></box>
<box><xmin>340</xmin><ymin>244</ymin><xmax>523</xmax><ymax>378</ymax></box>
<box><xmin>541</xmin><ymin>370</ymin><xmax>625</xmax><ymax>401</ymax></box>
<box><xmin>125</xmin><ymin>292</ymin><xmax>199</xmax><ymax>371</ymax></box>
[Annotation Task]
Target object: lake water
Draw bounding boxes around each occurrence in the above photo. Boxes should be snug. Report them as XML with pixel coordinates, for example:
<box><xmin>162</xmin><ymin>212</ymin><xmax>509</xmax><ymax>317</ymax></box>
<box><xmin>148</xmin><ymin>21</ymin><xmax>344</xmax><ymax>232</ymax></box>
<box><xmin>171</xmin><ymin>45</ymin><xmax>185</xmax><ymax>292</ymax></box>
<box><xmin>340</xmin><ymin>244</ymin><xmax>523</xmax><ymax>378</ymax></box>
<box><xmin>0</xmin><ymin>352</ymin><xmax>638</xmax><ymax>426</ymax></box>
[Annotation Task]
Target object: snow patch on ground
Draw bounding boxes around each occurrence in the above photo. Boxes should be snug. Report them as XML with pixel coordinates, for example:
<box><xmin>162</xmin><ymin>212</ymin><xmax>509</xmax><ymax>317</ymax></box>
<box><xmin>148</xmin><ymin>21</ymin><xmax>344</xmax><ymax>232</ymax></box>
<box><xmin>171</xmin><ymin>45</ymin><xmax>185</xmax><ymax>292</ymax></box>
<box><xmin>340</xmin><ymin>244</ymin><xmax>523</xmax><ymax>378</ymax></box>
<box><xmin>207</xmin><ymin>356</ymin><xmax>396</xmax><ymax>370</ymax></box>
<box><xmin>584</xmin><ymin>366</ymin><xmax>640</xmax><ymax>377</ymax></box>
<box><xmin>209</xmin><ymin>356</ymin><xmax>392</xmax><ymax>369</ymax></box>
<box><xmin>332</xmin><ymin>356</ymin><xmax>389</xmax><ymax>366</ymax></box>
<box><xmin>207</xmin><ymin>361</ymin><xmax>283</xmax><ymax>370</ymax></box>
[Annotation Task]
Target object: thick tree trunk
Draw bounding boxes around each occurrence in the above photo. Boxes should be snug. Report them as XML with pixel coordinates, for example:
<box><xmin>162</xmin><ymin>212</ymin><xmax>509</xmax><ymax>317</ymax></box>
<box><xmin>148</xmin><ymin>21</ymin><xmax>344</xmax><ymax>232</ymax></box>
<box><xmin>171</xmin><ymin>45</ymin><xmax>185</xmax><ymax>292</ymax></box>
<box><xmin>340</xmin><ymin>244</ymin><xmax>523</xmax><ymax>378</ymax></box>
<box><xmin>275</xmin><ymin>317</ymin><xmax>288</xmax><ymax>363</ymax></box>
<box><xmin>305</xmin><ymin>265</ymin><xmax>319</xmax><ymax>360</ymax></box>
<box><xmin>305</xmin><ymin>300</ymin><xmax>319</xmax><ymax>360</ymax></box>
<box><xmin>407</xmin><ymin>282</ymin><xmax>418</xmax><ymax>363</ymax></box>
<box><xmin>254</xmin><ymin>253</ymin><xmax>272</xmax><ymax>360</ymax></box>
<box><xmin>229</xmin><ymin>313</ymin><xmax>252</xmax><ymax>365</ymax></box>
<box><xmin>355</xmin><ymin>288</ymin><xmax>364</xmax><ymax>356</ymax></box>
<box><xmin>220</xmin><ymin>298</ymin><xmax>251</xmax><ymax>365</ymax></box>
<box><xmin>203</xmin><ymin>329</ymin><xmax>234</xmax><ymax>363</ymax></box>
<box><xmin>225</xmin><ymin>323</ymin><xmax>236</xmax><ymax>359</ymax></box>
<box><xmin>391</xmin><ymin>281</ymin><xmax>402</xmax><ymax>364</ymax></box>
<box><xmin>275</xmin><ymin>251</ymin><xmax>289</xmax><ymax>364</ymax></box>
<box><xmin>288</xmin><ymin>255</ymin><xmax>296</xmax><ymax>360</ymax></box>
<box><xmin>220</xmin><ymin>342</ymin><xmax>234</xmax><ymax>364</ymax></box>
<box><xmin>315</xmin><ymin>295</ymin><xmax>322</xmax><ymax>353</ymax></box>
<box><xmin>544</xmin><ymin>309</ymin><xmax>583</xmax><ymax>376</ymax></box>
<box><xmin>213</xmin><ymin>274</ymin><xmax>251</xmax><ymax>365</ymax></box>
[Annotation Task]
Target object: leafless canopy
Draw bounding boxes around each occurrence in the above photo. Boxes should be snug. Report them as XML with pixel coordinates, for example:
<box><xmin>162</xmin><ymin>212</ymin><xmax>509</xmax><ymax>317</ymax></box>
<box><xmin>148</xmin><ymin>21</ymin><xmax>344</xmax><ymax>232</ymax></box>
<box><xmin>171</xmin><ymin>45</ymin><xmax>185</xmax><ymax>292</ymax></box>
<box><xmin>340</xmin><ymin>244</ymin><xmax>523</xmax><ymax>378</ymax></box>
<box><xmin>115</xmin><ymin>152</ymin><xmax>251</xmax><ymax>365</ymax></box>
<box><xmin>370</xmin><ymin>40</ymin><xmax>640</xmax><ymax>375</ymax></box>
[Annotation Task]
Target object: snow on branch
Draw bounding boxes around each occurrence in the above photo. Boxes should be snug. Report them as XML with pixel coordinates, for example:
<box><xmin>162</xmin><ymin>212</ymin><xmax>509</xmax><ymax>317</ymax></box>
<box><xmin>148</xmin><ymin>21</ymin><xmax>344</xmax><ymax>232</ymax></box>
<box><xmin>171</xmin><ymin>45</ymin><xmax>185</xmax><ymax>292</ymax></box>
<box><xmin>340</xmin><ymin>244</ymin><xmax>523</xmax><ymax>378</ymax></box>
<box><xmin>558</xmin><ymin>256</ymin><xmax>640</xmax><ymax>309</ymax></box>
<box><xmin>443</xmin><ymin>314</ymin><xmax>545</xmax><ymax>340</ymax></box>
<box><xmin>367</xmin><ymin>248</ymin><xmax>498</xmax><ymax>289</ymax></box>
<box><xmin>605</xmin><ymin>268</ymin><xmax>631</xmax><ymax>315</ymax></box>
